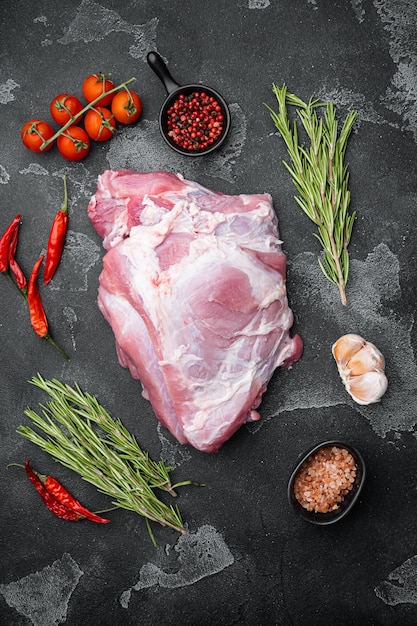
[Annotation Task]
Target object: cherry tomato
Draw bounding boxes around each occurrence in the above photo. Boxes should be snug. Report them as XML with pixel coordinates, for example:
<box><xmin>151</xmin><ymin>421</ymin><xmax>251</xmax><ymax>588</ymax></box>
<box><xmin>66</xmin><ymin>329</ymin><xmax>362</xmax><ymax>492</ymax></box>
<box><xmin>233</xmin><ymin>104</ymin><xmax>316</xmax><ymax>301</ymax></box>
<box><xmin>82</xmin><ymin>73</ymin><xmax>115</xmax><ymax>106</ymax></box>
<box><xmin>57</xmin><ymin>125</ymin><xmax>90</xmax><ymax>161</ymax></box>
<box><xmin>21</xmin><ymin>119</ymin><xmax>55</xmax><ymax>153</ymax></box>
<box><xmin>84</xmin><ymin>106</ymin><xmax>116</xmax><ymax>142</ymax></box>
<box><xmin>50</xmin><ymin>93</ymin><xmax>83</xmax><ymax>126</ymax></box>
<box><xmin>111</xmin><ymin>90</ymin><xmax>142</xmax><ymax>124</ymax></box>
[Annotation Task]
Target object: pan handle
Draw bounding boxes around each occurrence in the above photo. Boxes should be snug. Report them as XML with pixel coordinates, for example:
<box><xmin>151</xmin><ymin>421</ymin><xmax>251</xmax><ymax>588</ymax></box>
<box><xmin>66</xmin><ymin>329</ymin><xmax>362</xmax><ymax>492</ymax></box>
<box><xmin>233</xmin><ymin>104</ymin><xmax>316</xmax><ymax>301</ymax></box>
<box><xmin>146</xmin><ymin>51</ymin><xmax>181</xmax><ymax>94</ymax></box>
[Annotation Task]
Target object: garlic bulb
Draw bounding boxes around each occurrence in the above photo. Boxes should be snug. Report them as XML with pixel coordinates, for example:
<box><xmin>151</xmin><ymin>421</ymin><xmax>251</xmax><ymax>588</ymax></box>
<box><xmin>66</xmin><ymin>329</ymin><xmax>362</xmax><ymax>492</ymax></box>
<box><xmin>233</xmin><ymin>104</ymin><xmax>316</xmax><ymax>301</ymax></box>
<box><xmin>332</xmin><ymin>334</ymin><xmax>388</xmax><ymax>405</ymax></box>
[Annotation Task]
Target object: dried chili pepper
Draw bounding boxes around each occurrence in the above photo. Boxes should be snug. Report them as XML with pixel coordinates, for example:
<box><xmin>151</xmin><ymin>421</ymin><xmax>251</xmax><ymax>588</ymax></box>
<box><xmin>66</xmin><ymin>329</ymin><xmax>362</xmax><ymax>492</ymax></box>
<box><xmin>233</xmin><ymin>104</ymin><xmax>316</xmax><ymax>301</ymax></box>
<box><xmin>25</xmin><ymin>459</ymin><xmax>82</xmax><ymax>521</ymax></box>
<box><xmin>44</xmin><ymin>175</ymin><xmax>69</xmax><ymax>285</ymax></box>
<box><xmin>27</xmin><ymin>254</ymin><xmax>70</xmax><ymax>360</ymax></box>
<box><xmin>38</xmin><ymin>471</ymin><xmax>110</xmax><ymax>524</ymax></box>
<box><xmin>10</xmin><ymin>460</ymin><xmax>111</xmax><ymax>523</ymax></box>
<box><xmin>8</xmin><ymin>224</ymin><xmax>27</xmax><ymax>296</ymax></box>
<box><xmin>0</xmin><ymin>214</ymin><xmax>21</xmax><ymax>274</ymax></box>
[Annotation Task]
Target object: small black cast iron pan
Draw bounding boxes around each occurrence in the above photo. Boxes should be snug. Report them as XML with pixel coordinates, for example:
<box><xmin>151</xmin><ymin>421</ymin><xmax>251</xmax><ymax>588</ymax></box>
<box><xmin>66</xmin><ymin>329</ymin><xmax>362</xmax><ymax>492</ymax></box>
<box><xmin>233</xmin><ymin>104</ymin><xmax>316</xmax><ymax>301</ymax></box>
<box><xmin>146</xmin><ymin>51</ymin><xmax>231</xmax><ymax>157</ymax></box>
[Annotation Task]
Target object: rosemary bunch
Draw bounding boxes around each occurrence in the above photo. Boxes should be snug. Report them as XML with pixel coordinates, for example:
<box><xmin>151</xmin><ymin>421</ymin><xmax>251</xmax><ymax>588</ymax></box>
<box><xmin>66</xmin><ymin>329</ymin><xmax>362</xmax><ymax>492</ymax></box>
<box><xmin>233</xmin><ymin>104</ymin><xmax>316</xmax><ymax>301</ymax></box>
<box><xmin>266</xmin><ymin>84</ymin><xmax>358</xmax><ymax>305</ymax></box>
<box><xmin>17</xmin><ymin>374</ymin><xmax>192</xmax><ymax>544</ymax></box>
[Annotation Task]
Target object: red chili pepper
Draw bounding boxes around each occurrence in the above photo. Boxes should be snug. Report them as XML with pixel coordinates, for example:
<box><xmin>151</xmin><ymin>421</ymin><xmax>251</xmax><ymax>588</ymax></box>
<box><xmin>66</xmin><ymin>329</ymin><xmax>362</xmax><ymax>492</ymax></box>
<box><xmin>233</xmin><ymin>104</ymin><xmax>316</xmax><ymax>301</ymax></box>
<box><xmin>28</xmin><ymin>255</ymin><xmax>48</xmax><ymax>337</ymax></box>
<box><xmin>8</xmin><ymin>223</ymin><xmax>27</xmax><ymax>295</ymax></box>
<box><xmin>0</xmin><ymin>214</ymin><xmax>21</xmax><ymax>274</ymax></box>
<box><xmin>41</xmin><ymin>474</ymin><xmax>110</xmax><ymax>524</ymax></box>
<box><xmin>44</xmin><ymin>176</ymin><xmax>69</xmax><ymax>285</ymax></box>
<box><xmin>27</xmin><ymin>255</ymin><xmax>70</xmax><ymax>360</ymax></box>
<box><xmin>25</xmin><ymin>459</ymin><xmax>82</xmax><ymax>521</ymax></box>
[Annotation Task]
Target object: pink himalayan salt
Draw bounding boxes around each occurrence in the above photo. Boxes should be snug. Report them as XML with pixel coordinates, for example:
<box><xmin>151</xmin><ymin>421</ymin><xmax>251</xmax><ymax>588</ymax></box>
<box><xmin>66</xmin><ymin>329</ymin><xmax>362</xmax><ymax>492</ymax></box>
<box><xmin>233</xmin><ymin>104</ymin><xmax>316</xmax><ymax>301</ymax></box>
<box><xmin>293</xmin><ymin>446</ymin><xmax>357</xmax><ymax>513</ymax></box>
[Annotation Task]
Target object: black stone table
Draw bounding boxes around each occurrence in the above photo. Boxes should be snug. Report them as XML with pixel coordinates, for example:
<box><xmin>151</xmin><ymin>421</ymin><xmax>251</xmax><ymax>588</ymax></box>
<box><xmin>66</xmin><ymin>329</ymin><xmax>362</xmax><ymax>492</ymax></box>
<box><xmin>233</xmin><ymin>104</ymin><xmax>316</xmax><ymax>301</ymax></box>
<box><xmin>1</xmin><ymin>1</ymin><xmax>417</xmax><ymax>624</ymax></box>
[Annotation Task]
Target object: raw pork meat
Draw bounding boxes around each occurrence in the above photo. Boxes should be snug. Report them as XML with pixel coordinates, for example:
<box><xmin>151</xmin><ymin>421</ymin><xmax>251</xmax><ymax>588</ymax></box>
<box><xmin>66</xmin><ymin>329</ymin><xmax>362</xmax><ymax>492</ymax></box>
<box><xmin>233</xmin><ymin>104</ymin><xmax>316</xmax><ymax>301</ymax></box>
<box><xmin>88</xmin><ymin>170</ymin><xmax>302</xmax><ymax>453</ymax></box>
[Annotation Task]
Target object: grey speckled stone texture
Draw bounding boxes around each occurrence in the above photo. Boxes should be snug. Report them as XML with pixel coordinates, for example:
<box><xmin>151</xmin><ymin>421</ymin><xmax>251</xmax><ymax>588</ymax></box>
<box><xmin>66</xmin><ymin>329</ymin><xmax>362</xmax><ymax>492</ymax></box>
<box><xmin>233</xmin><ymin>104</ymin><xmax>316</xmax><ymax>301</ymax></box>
<box><xmin>1</xmin><ymin>0</ymin><xmax>417</xmax><ymax>624</ymax></box>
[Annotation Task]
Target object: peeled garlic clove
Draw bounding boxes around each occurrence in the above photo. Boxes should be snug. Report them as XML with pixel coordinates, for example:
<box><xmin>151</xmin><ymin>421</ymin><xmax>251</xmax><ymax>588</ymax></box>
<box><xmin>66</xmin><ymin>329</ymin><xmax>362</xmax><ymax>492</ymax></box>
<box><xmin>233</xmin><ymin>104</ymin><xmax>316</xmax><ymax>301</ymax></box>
<box><xmin>347</xmin><ymin>343</ymin><xmax>385</xmax><ymax>376</ymax></box>
<box><xmin>332</xmin><ymin>334</ymin><xmax>366</xmax><ymax>367</ymax></box>
<box><xmin>346</xmin><ymin>370</ymin><xmax>388</xmax><ymax>405</ymax></box>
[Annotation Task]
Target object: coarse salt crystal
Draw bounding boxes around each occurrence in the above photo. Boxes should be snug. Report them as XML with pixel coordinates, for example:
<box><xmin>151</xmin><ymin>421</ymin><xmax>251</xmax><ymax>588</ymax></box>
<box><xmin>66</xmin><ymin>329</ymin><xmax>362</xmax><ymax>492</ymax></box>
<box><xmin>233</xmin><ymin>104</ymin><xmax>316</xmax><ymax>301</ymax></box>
<box><xmin>293</xmin><ymin>446</ymin><xmax>357</xmax><ymax>514</ymax></box>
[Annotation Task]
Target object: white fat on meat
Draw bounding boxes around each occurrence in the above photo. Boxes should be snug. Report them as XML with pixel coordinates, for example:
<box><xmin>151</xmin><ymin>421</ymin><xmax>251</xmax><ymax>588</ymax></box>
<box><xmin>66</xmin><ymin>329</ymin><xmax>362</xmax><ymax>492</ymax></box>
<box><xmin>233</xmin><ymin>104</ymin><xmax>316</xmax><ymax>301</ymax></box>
<box><xmin>88</xmin><ymin>170</ymin><xmax>303</xmax><ymax>453</ymax></box>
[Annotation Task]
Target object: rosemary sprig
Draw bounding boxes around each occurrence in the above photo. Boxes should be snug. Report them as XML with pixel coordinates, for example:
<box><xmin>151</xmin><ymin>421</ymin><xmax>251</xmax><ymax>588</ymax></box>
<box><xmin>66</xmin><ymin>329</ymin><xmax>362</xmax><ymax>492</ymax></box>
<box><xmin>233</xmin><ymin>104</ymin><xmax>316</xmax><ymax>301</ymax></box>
<box><xmin>17</xmin><ymin>374</ymin><xmax>193</xmax><ymax>545</ymax></box>
<box><xmin>266</xmin><ymin>84</ymin><xmax>358</xmax><ymax>305</ymax></box>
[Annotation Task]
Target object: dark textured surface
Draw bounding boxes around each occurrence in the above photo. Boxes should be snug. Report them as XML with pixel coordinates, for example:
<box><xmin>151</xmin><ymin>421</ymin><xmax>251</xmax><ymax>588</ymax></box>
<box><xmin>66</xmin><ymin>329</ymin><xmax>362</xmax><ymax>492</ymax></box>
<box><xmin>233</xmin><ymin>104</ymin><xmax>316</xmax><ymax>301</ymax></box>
<box><xmin>1</xmin><ymin>1</ymin><xmax>417</xmax><ymax>624</ymax></box>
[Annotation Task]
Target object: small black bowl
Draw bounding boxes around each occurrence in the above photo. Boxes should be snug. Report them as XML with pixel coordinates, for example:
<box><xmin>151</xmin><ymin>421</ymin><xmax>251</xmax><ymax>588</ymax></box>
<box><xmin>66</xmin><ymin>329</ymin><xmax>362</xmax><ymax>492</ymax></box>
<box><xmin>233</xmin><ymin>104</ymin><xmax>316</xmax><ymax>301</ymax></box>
<box><xmin>147</xmin><ymin>51</ymin><xmax>231</xmax><ymax>157</ymax></box>
<box><xmin>287</xmin><ymin>440</ymin><xmax>366</xmax><ymax>525</ymax></box>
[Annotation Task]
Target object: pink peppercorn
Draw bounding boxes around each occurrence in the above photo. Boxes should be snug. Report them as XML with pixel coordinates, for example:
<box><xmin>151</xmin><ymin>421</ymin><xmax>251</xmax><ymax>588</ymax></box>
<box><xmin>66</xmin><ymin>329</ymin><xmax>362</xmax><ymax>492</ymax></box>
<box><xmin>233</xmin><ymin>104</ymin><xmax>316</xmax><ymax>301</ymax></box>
<box><xmin>166</xmin><ymin>91</ymin><xmax>224</xmax><ymax>152</ymax></box>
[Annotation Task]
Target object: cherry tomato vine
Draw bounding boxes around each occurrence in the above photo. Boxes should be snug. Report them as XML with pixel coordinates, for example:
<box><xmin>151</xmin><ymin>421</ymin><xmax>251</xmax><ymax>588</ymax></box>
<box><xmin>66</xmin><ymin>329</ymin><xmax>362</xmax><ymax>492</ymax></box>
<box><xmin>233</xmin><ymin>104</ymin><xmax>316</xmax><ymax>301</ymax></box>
<box><xmin>21</xmin><ymin>74</ymin><xmax>142</xmax><ymax>161</ymax></box>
